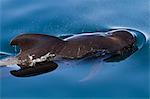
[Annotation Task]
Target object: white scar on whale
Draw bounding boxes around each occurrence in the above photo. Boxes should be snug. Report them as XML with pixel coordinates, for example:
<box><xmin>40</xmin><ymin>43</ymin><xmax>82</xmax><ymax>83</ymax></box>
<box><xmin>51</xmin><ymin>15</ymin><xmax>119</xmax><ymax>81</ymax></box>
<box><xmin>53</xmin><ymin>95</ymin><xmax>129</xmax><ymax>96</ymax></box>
<box><xmin>28</xmin><ymin>53</ymin><xmax>56</xmax><ymax>66</ymax></box>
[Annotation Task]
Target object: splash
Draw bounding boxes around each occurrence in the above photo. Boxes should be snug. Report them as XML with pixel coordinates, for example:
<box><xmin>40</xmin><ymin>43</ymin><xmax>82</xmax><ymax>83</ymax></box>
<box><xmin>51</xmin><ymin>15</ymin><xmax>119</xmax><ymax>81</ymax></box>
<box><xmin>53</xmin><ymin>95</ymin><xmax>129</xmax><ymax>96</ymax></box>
<box><xmin>126</xmin><ymin>28</ymin><xmax>146</xmax><ymax>49</ymax></box>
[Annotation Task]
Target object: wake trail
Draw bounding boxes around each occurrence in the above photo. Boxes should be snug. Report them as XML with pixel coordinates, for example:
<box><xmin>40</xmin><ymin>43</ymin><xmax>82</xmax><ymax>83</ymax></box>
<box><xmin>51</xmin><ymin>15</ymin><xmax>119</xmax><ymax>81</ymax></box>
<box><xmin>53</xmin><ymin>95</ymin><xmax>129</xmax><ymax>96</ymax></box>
<box><xmin>0</xmin><ymin>56</ymin><xmax>19</xmax><ymax>67</ymax></box>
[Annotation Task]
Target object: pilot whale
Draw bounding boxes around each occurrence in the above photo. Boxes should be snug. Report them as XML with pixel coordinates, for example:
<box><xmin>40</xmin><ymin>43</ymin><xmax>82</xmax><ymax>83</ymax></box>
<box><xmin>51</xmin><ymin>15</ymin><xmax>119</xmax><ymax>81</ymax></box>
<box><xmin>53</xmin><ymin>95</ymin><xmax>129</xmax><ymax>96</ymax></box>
<box><xmin>0</xmin><ymin>29</ymin><xmax>146</xmax><ymax>77</ymax></box>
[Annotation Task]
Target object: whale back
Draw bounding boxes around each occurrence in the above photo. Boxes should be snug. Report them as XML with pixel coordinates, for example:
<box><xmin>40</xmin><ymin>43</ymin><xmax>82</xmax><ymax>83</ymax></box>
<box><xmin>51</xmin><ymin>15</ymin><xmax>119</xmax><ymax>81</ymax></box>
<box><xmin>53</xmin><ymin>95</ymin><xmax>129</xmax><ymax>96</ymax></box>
<box><xmin>59</xmin><ymin>30</ymin><xmax>136</xmax><ymax>59</ymax></box>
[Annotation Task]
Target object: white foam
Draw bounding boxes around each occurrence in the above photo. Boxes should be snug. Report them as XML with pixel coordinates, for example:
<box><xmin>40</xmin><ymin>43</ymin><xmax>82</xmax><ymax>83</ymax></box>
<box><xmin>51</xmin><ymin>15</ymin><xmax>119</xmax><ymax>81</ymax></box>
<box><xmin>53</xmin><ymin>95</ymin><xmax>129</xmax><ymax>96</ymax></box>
<box><xmin>28</xmin><ymin>52</ymin><xmax>56</xmax><ymax>66</ymax></box>
<box><xmin>0</xmin><ymin>56</ymin><xmax>19</xmax><ymax>67</ymax></box>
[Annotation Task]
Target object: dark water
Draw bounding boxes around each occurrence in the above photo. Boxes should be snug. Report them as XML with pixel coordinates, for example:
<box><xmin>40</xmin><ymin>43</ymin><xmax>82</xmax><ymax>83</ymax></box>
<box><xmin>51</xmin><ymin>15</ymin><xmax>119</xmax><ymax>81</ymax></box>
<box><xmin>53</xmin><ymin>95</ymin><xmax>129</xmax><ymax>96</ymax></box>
<box><xmin>0</xmin><ymin>0</ymin><xmax>149</xmax><ymax>98</ymax></box>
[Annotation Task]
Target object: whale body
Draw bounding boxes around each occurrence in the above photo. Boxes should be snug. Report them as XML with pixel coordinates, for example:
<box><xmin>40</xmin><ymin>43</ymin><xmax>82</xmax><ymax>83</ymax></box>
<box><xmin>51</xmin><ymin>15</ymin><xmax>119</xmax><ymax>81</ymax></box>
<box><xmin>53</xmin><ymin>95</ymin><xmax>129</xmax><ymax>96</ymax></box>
<box><xmin>6</xmin><ymin>29</ymin><xmax>143</xmax><ymax>77</ymax></box>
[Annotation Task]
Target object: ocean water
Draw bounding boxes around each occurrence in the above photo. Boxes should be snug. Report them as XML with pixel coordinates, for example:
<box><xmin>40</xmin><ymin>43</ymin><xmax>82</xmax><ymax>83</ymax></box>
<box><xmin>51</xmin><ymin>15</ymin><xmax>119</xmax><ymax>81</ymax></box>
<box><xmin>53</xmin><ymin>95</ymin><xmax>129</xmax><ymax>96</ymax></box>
<box><xmin>0</xmin><ymin>0</ymin><xmax>149</xmax><ymax>99</ymax></box>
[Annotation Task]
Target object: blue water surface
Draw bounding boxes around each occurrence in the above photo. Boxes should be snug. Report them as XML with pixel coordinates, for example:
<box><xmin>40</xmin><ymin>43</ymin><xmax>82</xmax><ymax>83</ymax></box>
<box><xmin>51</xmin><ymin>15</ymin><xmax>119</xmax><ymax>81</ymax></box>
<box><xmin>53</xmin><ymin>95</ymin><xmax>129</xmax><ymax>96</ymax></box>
<box><xmin>0</xmin><ymin>0</ymin><xmax>149</xmax><ymax>98</ymax></box>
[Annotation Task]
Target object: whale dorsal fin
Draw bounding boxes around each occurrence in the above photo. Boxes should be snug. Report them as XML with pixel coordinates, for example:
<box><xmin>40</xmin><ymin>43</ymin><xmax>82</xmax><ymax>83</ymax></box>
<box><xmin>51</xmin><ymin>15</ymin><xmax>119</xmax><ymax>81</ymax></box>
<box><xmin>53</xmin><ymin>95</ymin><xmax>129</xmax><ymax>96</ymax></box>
<box><xmin>10</xmin><ymin>34</ymin><xmax>64</xmax><ymax>51</ymax></box>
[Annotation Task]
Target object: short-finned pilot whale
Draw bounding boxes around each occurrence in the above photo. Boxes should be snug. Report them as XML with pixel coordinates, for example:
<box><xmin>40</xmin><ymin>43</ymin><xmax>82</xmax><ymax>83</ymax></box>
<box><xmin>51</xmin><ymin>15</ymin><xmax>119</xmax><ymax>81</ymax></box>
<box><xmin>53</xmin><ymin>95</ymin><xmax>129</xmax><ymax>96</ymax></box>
<box><xmin>0</xmin><ymin>29</ymin><xmax>146</xmax><ymax>77</ymax></box>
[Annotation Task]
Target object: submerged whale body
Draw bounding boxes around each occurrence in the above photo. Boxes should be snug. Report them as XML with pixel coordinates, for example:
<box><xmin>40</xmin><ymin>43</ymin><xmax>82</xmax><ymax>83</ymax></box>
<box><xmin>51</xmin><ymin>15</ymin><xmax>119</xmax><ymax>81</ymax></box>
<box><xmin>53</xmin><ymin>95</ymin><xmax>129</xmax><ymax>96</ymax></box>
<box><xmin>7</xmin><ymin>29</ymin><xmax>145</xmax><ymax>77</ymax></box>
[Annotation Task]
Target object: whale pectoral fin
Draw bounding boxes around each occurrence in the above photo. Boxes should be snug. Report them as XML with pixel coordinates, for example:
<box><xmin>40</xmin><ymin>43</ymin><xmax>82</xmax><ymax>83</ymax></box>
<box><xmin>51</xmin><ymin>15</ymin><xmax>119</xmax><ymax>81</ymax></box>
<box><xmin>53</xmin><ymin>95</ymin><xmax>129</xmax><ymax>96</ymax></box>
<box><xmin>10</xmin><ymin>61</ymin><xmax>58</xmax><ymax>77</ymax></box>
<box><xmin>10</xmin><ymin>34</ymin><xmax>64</xmax><ymax>51</ymax></box>
<box><xmin>79</xmin><ymin>59</ymin><xmax>104</xmax><ymax>82</ymax></box>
